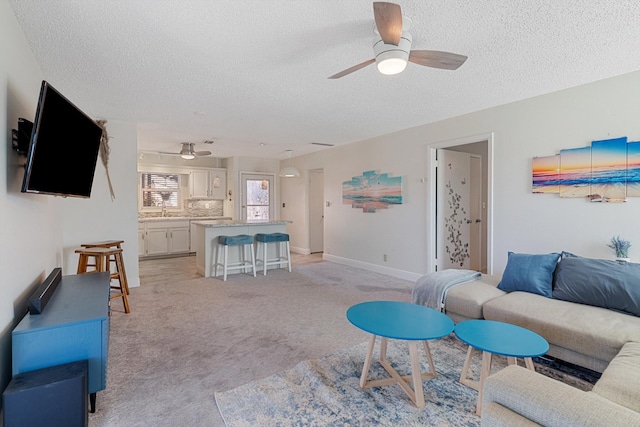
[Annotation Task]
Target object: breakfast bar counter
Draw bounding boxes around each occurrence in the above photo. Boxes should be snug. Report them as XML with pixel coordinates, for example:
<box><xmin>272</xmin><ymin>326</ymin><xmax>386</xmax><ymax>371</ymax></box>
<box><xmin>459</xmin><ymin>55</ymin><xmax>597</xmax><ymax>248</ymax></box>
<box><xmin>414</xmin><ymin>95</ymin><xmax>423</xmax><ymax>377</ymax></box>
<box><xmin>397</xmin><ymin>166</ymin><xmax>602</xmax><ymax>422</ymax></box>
<box><xmin>191</xmin><ymin>220</ymin><xmax>291</xmax><ymax>277</ymax></box>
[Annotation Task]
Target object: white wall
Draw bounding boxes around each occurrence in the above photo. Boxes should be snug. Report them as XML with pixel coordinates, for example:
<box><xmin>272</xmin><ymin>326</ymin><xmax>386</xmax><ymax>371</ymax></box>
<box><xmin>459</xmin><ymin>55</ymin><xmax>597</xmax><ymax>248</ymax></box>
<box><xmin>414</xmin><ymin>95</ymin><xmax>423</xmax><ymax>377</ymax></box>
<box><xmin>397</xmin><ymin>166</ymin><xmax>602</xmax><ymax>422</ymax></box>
<box><xmin>0</xmin><ymin>0</ymin><xmax>57</xmax><ymax>403</ymax></box>
<box><xmin>1</xmin><ymin>3</ymin><xmax>142</xmax><ymax>405</ymax></box>
<box><xmin>281</xmin><ymin>70</ymin><xmax>640</xmax><ymax>279</ymax></box>
<box><xmin>59</xmin><ymin>121</ymin><xmax>139</xmax><ymax>286</ymax></box>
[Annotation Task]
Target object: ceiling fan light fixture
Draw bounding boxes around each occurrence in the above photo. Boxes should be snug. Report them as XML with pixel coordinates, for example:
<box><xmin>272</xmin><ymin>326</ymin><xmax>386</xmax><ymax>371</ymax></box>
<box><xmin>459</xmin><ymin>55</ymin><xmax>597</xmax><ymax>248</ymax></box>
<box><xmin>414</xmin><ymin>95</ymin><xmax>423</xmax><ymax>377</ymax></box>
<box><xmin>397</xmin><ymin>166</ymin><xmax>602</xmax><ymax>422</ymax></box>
<box><xmin>377</xmin><ymin>57</ymin><xmax>408</xmax><ymax>75</ymax></box>
<box><xmin>179</xmin><ymin>142</ymin><xmax>196</xmax><ymax>159</ymax></box>
<box><xmin>373</xmin><ymin>32</ymin><xmax>412</xmax><ymax>75</ymax></box>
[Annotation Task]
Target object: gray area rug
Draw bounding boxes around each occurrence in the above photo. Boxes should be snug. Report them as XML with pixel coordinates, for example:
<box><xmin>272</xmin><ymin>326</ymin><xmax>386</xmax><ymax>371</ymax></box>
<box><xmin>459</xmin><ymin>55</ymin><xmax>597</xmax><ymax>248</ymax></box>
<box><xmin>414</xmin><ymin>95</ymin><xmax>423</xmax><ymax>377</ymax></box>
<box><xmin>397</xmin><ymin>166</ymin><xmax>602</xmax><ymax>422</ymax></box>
<box><xmin>215</xmin><ymin>335</ymin><xmax>594</xmax><ymax>426</ymax></box>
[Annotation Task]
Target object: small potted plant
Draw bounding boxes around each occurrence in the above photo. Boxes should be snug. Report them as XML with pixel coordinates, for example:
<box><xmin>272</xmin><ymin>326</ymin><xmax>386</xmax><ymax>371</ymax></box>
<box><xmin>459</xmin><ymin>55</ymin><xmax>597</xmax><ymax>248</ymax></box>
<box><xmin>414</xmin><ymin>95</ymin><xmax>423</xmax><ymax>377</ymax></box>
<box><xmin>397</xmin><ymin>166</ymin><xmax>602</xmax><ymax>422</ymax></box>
<box><xmin>607</xmin><ymin>235</ymin><xmax>631</xmax><ymax>262</ymax></box>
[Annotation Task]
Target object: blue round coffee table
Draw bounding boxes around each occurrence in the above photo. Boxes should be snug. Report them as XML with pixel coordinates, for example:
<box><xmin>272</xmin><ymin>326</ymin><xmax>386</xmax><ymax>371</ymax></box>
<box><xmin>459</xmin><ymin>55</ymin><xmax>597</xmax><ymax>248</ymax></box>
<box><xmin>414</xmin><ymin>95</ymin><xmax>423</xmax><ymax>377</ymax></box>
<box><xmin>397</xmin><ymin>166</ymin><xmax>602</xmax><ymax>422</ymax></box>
<box><xmin>346</xmin><ymin>301</ymin><xmax>454</xmax><ymax>408</ymax></box>
<box><xmin>454</xmin><ymin>319</ymin><xmax>549</xmax><ymax>415</ymax></box>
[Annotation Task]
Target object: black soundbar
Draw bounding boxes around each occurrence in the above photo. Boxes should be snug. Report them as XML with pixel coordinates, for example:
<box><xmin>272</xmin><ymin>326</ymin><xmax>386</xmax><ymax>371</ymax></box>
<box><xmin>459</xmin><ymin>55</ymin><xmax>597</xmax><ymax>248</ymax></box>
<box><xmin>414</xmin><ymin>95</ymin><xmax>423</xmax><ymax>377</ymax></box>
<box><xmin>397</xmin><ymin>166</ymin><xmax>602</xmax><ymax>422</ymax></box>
<box><xmin>28</xmin><ymin>268</ymin><xmax>62</xmax><ymax>314</ymax></box>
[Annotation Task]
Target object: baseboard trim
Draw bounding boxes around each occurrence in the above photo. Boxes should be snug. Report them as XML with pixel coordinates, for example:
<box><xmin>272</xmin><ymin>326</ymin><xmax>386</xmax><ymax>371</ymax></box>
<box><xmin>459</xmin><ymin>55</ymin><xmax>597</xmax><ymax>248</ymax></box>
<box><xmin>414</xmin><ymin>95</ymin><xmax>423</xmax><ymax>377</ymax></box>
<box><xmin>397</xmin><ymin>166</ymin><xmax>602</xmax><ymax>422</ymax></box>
<box><xmin>322</xmin><ymin>254</ymin><xmax>422</xmax><ymax>282</ymax></box>
<box><xmin>290</xmin><ymin>246</ymin><xmax>311</xmax><ymax>255</ymax></box>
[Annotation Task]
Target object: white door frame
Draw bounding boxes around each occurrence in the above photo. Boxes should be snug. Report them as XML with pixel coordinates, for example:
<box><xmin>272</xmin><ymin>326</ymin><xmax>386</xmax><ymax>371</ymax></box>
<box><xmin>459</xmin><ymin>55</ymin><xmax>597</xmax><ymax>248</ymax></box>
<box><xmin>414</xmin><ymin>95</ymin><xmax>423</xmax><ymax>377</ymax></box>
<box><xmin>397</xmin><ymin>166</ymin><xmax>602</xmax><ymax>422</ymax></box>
<box><xmin>239</xmin><ymin>172</ymin><xmax>276</xmax><ymax>221</ymax></box>
<box><xmin>427</xmin><ymin>133</ymin><xmax>494</xmax><ymax>275</ymax></box>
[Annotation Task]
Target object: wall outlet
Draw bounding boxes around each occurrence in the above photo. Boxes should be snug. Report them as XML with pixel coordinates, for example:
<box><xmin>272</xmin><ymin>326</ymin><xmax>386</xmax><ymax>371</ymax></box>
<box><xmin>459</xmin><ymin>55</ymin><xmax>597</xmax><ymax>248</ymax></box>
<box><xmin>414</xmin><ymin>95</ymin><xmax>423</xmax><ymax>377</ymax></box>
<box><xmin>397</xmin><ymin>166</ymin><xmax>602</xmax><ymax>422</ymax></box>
<box><xmin>205</xmin><ymin>203</ymin><xmax>210</xmax><ymax>209</ymax></box>
<box><xmin>383</xmin><ymin>254</ymin><xmax>387</xmax><ymax>262</ymax></box>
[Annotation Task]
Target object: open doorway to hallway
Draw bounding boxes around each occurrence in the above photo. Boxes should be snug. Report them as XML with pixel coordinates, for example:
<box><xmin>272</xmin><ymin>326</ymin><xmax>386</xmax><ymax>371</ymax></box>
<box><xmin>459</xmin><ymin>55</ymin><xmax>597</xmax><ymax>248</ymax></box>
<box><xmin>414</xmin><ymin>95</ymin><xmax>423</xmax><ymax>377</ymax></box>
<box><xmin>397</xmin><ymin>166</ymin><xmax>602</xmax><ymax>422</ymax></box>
<box><xmin>427</xmin><ymin>134</ymin><xmax>493</xmax><ymax>275</ymax></box>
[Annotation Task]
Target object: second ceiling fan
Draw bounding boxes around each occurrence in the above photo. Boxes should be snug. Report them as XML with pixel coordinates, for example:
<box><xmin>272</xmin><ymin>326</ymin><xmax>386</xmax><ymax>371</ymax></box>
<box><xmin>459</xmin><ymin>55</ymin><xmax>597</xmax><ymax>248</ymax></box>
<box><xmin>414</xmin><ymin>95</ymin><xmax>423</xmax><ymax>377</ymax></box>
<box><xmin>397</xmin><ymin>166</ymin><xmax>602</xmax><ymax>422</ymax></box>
<box><xmin>329</xmin><ymin>2</ymin><xmax>467</xmax><ymax>79</ymax></box>
<box><xmin>159</xmin><ymin>142</ymin><xmax>212</xmax><ymax>160</ymax></box>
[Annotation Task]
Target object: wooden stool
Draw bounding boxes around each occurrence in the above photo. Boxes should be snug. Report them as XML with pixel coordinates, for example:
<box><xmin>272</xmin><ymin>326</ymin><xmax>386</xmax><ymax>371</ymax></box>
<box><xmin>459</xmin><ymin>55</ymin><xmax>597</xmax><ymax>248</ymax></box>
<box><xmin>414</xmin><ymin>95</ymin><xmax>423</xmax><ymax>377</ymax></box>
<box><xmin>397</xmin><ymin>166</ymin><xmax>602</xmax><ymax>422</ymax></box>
<box><xmin>255</xmin><ymin>233</ymin><xmax>291</xmax><ymax>275</ymax></box>
<box><xmin>214</xmin><ymin>235</ymin><xmax>256</xmax><ymax>281</ymax></box>
<box><xmin>80</xmin><ymin>240</ymin><xmax>129</xmax><ymax>295</ymax></box>
<box><xmin>75</xmin><ymin>247</ymin><xmax>130</xmax><ymax>313</ymax></box>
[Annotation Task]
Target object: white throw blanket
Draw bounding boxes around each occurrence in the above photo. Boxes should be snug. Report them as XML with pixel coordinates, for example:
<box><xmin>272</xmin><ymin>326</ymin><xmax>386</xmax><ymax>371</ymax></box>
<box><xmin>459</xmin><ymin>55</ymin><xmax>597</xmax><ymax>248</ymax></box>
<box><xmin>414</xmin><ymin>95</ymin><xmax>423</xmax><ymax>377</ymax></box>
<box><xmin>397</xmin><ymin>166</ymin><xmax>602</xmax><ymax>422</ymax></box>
<box><xmin>411</xmin><ymin>269</ymin><xmax>481</xmax><ymax>312</ymax></box>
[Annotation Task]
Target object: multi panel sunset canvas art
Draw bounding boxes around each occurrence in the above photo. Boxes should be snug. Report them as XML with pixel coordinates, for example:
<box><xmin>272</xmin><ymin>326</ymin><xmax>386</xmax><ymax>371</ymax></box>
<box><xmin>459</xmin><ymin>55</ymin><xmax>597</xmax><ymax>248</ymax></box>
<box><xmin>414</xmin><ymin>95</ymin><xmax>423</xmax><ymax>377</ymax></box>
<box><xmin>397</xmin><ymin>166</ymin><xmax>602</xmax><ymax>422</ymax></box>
<box><xmin>533</xmin><ymin>136</ymin><xmax>639</xmax><ymax>202</ymax></box>
<box><xmin>532</xmin><ymin>155</ymin><xmax>560</xmax><ymax>194</ymax></box>
<box><xmin>590</xmin><ymin>137</ymin><xmax>627</xmax><ymax>202</ymax></box>
<box><xmin>342</xmin><ymin>170</ymin><xmax>402</xmax><ymax>213</ymax></box>
<box><xmin>628</xmin><ymin>141</ymin><xmax>640</xmax><ymax>197</ymax></box>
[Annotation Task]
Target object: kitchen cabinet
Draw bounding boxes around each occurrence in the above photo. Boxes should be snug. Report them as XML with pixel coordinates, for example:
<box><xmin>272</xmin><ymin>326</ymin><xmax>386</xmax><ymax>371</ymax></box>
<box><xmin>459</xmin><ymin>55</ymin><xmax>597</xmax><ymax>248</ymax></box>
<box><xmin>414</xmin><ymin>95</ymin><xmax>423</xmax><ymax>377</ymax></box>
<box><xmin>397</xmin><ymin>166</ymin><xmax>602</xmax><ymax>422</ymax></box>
<box><xmin>189</xmin><ymin>168</ymin><xmax>226</xmax><ymax>199</ymax></box>
<box><xmin>138</xmin><ymin>222</ymin><xmax>145</xmax><ymax>256</ymax></box>
<box><xmin>146</xmin><ymin>228</ymin><xmax>170</xmax><ymax>255</ymax></box>
<box><xmin>169</xmin><ymin>227</ymin><xmax>190</xmax><ymax>253</ymax></box>
<box><xmin>139</xmin><ymin>220</ymin><xmax>191</xmax><ymax>256</ymax></box>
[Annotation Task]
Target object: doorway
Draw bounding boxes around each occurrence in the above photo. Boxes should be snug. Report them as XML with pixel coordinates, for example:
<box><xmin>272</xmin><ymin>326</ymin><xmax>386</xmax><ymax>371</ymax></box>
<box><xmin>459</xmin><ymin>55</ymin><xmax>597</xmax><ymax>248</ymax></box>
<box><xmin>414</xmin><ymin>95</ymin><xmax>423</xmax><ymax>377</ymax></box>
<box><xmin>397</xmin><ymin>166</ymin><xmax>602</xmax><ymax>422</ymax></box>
<box><xmin>240</xmin><ymin>173</ymin><xmax>275</xmax><ymax>221</ymax></box>
<box><xmin>308</xmin><ymin>169</ymin><xmax>324</xmax><ymax>254</ymax></box>
<box><xmin>427</xmin><ymin>134</ymin><xmax>493</xmax><ymax>274</ymax></box>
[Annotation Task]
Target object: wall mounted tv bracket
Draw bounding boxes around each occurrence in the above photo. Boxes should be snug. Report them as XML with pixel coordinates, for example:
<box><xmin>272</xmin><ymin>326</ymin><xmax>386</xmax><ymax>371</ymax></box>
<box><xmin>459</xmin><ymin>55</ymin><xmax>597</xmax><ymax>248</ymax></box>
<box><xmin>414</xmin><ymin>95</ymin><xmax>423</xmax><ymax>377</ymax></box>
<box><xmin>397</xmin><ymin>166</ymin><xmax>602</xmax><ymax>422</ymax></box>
<box><xmin>12</xmin><ymin>117</ymin><xmax>33</xmax><ymax>156</ymax></box>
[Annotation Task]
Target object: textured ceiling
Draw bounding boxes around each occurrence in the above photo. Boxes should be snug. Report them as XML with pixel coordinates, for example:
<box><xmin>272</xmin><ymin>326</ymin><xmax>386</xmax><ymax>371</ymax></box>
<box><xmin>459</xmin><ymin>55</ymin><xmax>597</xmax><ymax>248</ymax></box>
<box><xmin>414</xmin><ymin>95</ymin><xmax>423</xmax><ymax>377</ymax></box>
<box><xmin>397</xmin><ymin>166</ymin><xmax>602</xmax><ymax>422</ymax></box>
<box><xmin>8</xmin><ymin>1</ymin><xmax>640</xmax><ymax>160</ymax></box>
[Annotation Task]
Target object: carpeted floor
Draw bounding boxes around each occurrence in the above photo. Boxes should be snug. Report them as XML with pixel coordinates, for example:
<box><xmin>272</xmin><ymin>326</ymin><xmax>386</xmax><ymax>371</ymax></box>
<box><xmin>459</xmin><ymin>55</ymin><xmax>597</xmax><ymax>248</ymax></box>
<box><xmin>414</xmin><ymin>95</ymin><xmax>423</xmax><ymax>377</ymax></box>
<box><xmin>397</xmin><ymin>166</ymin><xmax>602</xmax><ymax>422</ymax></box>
<box><xmin>89</xmin><ymin>255</ymin><xmax>413</xmax><ymax>426</ymax></box>
<box><xmin>89</xmin><ymin>255</ymin><xmax>598</xmax><ymax>426</ymax></box>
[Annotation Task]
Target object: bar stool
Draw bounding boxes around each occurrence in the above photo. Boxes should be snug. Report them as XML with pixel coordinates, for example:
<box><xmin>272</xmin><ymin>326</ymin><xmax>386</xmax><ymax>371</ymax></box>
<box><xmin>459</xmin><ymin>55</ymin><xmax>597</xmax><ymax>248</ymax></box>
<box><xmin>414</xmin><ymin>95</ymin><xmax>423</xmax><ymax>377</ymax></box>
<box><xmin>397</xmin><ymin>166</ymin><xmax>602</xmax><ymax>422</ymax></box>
<box><xmin>75</xmin><ymin>247</ymin><xmax>130</xmax><ymax>313</ymax></box>
<box><xmin>80</xmin><ymin>240</ymin><xmax>129</xmax><ymax>295</ymax></box>
<box><xmin>255</xmin><ymin>233</ymin><xmax>292</xmax><ymax>275</ymax></box>
<box><xmin>214</xmin><ymin>235</ymin><xmax>256</xmax><ymax>281</ymax></box>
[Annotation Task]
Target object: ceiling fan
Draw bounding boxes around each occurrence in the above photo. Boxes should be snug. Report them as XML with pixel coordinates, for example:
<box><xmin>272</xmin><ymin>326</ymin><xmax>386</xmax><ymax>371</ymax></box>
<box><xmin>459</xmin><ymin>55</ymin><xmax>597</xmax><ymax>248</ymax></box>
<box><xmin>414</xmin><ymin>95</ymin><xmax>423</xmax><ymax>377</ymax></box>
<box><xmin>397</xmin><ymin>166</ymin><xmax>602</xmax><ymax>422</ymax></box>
<box><xmin>159</xmin><ymin>142</ymin><xmax>212</xmax><ymax>160</ymax></box>
<box><xmin>328</xmin><ymin>2</ymin><xmax>467</xmax><ymax>79</ymax></box>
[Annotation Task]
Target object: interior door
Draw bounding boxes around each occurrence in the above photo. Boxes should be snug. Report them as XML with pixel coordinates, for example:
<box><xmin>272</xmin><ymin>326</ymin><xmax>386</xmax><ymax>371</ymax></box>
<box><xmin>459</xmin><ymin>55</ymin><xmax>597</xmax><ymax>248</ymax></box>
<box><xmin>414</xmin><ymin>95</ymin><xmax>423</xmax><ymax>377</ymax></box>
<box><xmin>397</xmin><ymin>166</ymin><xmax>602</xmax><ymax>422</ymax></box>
<box><xmin>436</xmin><ymin>149</ymin><xmax>471</xmax><ymax>270</ymax></box>
<box><xmin>309</xmin><ymin>169</ymin><xmax>324</xmax><ymax>253</ymax></box>
<box><xmin>469</xmin><ymin>155</ymin><xmax>482</xmax><ymax>271</ymax></box>
<box><xmin>241</xmin><ymin>173</ymin><xmax>274</xmax><ymax>220</ymax></box>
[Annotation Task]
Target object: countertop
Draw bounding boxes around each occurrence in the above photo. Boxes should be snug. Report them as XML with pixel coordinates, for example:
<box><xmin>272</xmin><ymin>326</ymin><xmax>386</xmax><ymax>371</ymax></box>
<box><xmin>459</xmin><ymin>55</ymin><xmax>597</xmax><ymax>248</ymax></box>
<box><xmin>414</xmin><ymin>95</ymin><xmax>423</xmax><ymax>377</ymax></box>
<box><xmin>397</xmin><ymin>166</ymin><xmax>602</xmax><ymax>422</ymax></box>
<box><xmin>191</xmin><ymin>219</ymin><xmax>292</xmax><ymax>228</ymax></box>
<box><xmin>138</xmin><ymin>216</ymin><xmax>231</xmax><ymax>222</ymax></box>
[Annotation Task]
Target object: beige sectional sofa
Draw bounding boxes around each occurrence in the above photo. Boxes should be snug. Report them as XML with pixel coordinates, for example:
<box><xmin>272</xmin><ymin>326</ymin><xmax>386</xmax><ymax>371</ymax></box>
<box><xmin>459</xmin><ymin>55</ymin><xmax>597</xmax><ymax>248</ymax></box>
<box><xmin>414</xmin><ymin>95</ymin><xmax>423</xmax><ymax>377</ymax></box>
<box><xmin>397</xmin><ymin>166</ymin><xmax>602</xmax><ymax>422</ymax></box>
<box><xmin>445</xmin><ymin>275</ymin><xmax>640</xmax><ymax>372</ymax></box>
<box><xmin>482</xmin><ymin>342</ymin><xmax>640</xmax><ymax>426</ymax></box>
<box><xmin>443</xmin><ymin>275</ymin><xmax>640</xmax><ymax>426</ymax></box>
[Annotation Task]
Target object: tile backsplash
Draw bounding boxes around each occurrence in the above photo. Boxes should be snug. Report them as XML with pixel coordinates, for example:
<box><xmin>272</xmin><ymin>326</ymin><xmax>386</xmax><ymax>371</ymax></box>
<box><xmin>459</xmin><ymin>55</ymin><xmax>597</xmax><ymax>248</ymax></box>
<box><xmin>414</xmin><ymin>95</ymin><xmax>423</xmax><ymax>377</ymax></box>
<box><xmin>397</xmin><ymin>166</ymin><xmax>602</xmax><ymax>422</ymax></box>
<box><xmin>139</xmin><ymin>199</ymin><xmax>224</xmax><ymax>218</ymax></box>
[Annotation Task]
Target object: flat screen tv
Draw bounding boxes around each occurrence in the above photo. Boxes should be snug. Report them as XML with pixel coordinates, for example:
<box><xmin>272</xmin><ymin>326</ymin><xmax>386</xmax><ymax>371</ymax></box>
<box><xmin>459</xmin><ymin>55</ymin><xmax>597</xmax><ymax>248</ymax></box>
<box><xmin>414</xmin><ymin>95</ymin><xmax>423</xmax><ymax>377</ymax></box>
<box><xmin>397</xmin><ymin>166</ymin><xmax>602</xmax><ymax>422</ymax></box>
<box><xmin>22</xmin><ymin>81</ymin><xmax>102</xmax><ymax>198</ymax></box>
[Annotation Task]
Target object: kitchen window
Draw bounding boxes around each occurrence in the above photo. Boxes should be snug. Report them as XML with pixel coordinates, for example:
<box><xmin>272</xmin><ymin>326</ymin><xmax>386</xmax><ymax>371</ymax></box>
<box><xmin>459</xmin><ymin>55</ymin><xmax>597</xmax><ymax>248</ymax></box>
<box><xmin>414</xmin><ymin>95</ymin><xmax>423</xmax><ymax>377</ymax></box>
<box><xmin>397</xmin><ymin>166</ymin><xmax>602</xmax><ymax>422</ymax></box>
<box><xmin>140</xmin><ymin>172</ymin><xmax>182</xmax><ymax>210</ymax></box>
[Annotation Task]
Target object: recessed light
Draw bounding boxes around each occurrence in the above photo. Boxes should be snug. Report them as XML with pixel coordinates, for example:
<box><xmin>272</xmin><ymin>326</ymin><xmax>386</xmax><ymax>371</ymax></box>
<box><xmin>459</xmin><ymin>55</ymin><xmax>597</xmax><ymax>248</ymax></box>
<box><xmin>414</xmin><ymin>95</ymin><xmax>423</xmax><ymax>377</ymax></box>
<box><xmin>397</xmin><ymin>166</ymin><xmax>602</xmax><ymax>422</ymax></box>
<box><xmin>194</xmin><ymin>111</ymin><xmax>206</xmax><ymax>116</ymax></box>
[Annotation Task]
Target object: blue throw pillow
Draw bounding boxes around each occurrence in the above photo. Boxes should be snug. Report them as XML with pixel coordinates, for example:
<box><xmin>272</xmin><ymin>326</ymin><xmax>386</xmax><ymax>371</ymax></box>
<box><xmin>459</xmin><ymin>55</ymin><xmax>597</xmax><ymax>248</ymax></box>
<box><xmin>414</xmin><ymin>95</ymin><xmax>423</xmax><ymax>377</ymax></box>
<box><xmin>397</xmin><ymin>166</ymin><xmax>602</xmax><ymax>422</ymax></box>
<box><xmin>497</xmin><ymin>252</ymin><xmax>560</xmax><ymax>298</ymax></box>
<box><xmin>553</xmin><ymin>256</ymin><xmax>640</xmax><ymax>317</ymax></box>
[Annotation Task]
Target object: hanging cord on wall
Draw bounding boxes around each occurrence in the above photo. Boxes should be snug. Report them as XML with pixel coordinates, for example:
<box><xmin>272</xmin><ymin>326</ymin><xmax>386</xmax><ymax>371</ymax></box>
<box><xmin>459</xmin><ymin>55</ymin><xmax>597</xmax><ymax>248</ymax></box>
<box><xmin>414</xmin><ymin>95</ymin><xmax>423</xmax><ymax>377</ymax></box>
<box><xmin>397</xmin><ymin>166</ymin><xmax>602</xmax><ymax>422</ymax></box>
<box><xmin>96</xmin><ymin>119</ymin><xmax>116</xmax><ymax>201</ymax></box>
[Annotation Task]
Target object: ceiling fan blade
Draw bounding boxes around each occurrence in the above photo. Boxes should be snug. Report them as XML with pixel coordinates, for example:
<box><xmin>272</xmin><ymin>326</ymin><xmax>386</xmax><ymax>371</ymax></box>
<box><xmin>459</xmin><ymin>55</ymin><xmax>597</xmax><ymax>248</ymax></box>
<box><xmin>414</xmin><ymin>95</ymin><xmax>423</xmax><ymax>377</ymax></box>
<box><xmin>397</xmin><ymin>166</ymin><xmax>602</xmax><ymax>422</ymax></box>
<box><xmin>408</xmin><ymin>50</ymin><xmax>468</xmax><ymax>70</ymax></box>
<box><xmin>328</xmin><ymin>58</ymin><xmax>375</xmax><ymax>79</ymax></box>
<box><xmin>194</xmin><ymin>151</ymin><xmax>212</xmax><ymax>156</ymax></box>
<box><xmin>373</xmin><ymin>2</ymin><xmax>402</xmax><ymax>45</ymax></box>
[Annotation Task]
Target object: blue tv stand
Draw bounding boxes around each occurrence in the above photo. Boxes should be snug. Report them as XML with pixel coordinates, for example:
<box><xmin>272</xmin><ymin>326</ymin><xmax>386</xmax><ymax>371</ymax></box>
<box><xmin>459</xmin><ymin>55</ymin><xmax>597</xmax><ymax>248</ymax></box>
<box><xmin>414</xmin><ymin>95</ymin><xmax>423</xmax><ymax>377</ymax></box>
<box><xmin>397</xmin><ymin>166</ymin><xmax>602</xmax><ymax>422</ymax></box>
<box><xmin>12</xmin><ymin>272</ymin><xmax>110</xmax><ymax>413</ymax></box>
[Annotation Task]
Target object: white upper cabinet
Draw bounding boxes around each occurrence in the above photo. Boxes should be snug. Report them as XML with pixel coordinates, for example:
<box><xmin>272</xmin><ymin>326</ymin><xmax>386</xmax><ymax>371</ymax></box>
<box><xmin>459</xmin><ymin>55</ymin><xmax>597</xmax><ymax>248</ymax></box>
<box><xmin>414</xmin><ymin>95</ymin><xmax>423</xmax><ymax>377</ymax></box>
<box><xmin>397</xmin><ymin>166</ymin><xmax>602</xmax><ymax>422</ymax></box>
<box><xmin>209</xmin><ymin>169</ymin><xmax>226</xmax><ymax>199</ymax></box>
<box><xmin>189</xmin><ymin>168</ymin><xmax>226</xmax><ymax>199</ymax></box>
<box><xmin>189</xmin><ymin>170</ymin><xmax>209</xmax><ymax>198</ymax></box>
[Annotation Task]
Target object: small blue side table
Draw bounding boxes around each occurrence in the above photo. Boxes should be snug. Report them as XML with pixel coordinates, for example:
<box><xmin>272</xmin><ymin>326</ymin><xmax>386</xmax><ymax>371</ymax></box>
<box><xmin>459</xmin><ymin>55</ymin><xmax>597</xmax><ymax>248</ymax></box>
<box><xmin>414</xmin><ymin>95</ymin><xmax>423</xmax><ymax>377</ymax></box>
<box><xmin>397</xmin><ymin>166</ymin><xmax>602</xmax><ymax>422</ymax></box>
<box><xmin>454</xmin><ymin>319</ymin><xmax>549</xmax><ymax>415</ymax></box>
<box><xmin>346</xmin><ymin>301</ymin><xmax>454</xmax><ymax>408</ymax></box>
